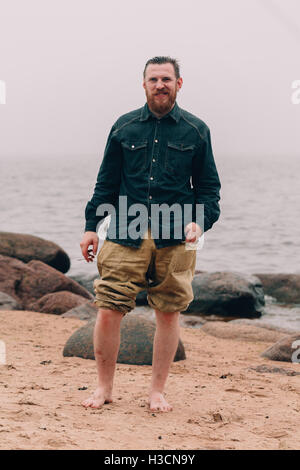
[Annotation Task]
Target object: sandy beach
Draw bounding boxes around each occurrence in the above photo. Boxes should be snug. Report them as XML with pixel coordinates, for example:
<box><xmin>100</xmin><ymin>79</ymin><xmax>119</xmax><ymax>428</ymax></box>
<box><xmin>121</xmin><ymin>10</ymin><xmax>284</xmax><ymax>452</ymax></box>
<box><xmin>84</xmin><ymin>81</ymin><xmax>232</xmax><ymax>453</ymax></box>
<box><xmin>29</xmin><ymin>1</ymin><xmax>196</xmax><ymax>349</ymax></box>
<box><xmin>0</xmin><ymin>309</ymin><xmax>299</xmax><ymax>450</ymax></box>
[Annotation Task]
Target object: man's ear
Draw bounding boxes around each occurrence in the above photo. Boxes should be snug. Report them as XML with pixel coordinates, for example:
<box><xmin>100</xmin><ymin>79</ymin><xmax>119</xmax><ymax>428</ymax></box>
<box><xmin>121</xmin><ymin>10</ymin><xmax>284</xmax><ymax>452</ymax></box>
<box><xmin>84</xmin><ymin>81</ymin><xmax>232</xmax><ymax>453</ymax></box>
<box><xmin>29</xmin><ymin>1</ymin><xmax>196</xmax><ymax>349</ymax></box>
<box><xmin>177</xmin><ymin>77</ymin><xmax>183</xmax><ymax>91</ymax></box>
<box><xmin>142</xmin><ymin>80</ymin><xmax>146</xmax><ymax>90</ymax></box>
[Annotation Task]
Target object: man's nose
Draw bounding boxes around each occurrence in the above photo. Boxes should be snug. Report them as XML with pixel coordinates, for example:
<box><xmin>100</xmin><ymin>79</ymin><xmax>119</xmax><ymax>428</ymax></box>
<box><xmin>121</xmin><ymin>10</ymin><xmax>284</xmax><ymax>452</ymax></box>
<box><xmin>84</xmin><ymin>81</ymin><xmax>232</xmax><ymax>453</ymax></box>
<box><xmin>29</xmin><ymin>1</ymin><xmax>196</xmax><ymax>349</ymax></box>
<box><xmin>155</xmin><ymin>80</ymin><xmax>164</xmax><ymax>89</ymax></box>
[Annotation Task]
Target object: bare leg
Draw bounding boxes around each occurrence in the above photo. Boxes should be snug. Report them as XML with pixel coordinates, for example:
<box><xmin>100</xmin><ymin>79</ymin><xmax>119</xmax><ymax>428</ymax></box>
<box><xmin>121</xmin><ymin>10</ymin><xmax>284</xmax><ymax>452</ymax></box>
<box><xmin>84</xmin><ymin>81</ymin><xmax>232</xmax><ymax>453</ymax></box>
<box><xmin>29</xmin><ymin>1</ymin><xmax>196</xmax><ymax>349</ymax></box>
<box><xmin>81</xmin><ymin>308</ymin><xmax>124</xmax><ymax>408</ymax></box>
<box><xmin>149</xmin><ymin>310</ymin><xmax>180</xmax><ymax>412</ymax></box>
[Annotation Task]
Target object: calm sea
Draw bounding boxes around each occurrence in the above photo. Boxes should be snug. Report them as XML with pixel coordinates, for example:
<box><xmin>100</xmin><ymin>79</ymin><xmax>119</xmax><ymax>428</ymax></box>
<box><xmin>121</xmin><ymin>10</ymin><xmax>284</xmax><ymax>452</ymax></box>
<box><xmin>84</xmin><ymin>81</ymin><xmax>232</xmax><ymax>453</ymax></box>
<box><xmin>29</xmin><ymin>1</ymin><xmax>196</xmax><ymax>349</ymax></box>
<box><xmin>1</xmin><ymin>154</ymin><xmax>300</xmax><ymax>330</ymax></box>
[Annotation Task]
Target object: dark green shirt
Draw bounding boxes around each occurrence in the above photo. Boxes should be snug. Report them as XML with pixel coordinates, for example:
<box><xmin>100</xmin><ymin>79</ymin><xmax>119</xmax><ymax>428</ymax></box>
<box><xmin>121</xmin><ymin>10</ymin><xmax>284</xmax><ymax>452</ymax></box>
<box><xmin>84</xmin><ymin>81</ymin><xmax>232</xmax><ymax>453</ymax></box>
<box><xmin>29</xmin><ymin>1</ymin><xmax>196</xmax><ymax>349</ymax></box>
<box><xmin>84</xmin><ymin>102</ymin><xmax>221</xmax><ymax>248</ymax></box>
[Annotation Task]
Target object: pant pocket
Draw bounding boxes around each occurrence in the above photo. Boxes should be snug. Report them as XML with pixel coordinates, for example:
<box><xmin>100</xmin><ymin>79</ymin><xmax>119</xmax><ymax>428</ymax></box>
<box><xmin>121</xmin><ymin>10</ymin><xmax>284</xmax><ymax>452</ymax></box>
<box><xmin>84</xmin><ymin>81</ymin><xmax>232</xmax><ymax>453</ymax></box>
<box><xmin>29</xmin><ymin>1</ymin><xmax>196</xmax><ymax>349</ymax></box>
<box><xmin>173</xmin><ymin>244</ymin><xmax>196</xmax><ymax>272</ymax></box>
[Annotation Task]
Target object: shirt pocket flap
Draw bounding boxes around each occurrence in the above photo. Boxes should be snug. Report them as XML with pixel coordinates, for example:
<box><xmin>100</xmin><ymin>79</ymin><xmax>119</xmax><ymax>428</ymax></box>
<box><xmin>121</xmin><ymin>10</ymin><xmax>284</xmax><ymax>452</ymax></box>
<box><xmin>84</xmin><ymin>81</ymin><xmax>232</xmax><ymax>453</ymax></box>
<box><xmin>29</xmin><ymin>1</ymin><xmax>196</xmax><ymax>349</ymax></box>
<box><xmin>167</xmin><ymin>142</ymin><xmax>195</xmax><ymax>152</ymax></box>
<box><xmin>121</xmin><ymin>141</ymin><xmax>147</xmax><ymax>151</ymax></box>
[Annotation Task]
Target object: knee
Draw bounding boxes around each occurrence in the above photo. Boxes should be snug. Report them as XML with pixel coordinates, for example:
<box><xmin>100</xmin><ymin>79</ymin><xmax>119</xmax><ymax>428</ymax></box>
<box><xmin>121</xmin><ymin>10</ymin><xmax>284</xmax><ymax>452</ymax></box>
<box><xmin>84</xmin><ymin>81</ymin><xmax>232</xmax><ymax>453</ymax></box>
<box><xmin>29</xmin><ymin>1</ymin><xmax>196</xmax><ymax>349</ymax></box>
<box><xmin>96</xmin><ymin>308</ymin><xmax>123</xmax><ymax>328</ymax></box>
<box><xmin>155</xmin><ymin>310</ymin><xmax>180</xmax><ymax>326</ymax></box>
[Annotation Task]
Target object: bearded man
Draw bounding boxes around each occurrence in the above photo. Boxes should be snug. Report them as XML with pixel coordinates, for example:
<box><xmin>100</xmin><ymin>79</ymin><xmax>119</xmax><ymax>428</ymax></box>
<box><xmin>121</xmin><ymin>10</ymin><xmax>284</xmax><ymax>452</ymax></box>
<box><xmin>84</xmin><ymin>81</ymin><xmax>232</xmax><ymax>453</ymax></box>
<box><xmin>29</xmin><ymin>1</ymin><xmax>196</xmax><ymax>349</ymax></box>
<box><xmin>80</xmin><ymin>56</ymin><xmax>221</xmax><ymax>412</ymax></box>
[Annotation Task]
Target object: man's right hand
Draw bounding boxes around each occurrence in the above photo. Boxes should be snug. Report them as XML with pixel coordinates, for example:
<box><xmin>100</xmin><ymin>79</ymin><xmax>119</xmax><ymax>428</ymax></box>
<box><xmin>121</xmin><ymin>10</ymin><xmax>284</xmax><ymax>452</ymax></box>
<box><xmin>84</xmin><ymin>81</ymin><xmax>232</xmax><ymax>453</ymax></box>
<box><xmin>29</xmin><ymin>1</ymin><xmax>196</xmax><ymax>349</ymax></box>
<box><xmin>80</xmin><ymin>231</ymin><xmax>99</xmax><ymax>263</ymax></box>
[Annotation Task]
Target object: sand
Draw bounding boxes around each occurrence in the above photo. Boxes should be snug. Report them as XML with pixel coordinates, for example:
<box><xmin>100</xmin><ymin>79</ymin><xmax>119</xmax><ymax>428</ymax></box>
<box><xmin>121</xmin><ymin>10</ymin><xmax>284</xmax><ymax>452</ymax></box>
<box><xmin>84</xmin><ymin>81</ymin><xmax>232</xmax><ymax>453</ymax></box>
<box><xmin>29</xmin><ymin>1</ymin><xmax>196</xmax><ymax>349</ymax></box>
<box><xmin>0</xmin><ymin>309</ymin><xmax>299</xmax><ymax>450</ymax></box>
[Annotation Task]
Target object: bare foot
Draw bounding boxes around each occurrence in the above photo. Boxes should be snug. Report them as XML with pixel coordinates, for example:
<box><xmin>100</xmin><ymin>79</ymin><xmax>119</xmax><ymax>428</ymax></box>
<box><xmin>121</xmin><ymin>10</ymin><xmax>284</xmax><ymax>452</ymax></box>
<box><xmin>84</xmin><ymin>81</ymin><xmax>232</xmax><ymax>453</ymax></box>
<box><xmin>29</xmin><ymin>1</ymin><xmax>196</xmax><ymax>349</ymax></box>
<box><xmin>81</xmin><ymin>387</ymin><xmax>112</xmax><ymax>409</ymax></box>
<box><xmin>148</xmin><ymin>391</ymin><xmax>173</xmax><ymax>412</ymax></box>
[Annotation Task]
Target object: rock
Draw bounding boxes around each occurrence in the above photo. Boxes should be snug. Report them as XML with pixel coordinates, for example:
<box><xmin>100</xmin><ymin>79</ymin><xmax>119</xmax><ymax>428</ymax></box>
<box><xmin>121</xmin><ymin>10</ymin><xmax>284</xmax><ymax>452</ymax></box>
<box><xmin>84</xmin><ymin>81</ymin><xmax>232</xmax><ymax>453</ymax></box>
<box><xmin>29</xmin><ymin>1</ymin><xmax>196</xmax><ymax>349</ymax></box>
<box><xmin>230</xmin><ymin>319</ymin><xmax>296</xmax><ymax>335</ymax></box>
<box><xmin>201</xmin><ymin>321</ymin><xmax>286</xmax><ymax>343</ymax></box>
<box><xmin>249</xmin><ymin>365</ymin><xmax>300</xmax><ymax>376</ymax></box>
<box><xmin>179</xmin><ymin>314</ymin><xmax>206</xmax><ymax>329</ymax></box>
<box><xmin>0</xmin><ymin>255</ymin><xmax>31</xmax><ymax>304</ymax></box>
<box><xmin>62</xmin><ymin>302</ymin><xmax>98</xmax><ymax>320</ymax></box>
<box><xmin>136</xmin><ymin>290</ymin><xmax>148</xmax><ymax>306</ymax></box>
<box><xmin>63</xmin><ymin>312</ymin><xmax>186</xmax><ymax>365</ymax></box>
<box><xmin>185</xmin><ymin>272</ymin><xmax>264</xmax><ymax>318</ymax></box>
<box><xmin>0</xmin><ymin>232</ymin><xmax>70</xmax><ymax>273</ymax></box>
<box><xmin>28</xmin><ymin>291</ymin><xmax>90</xmax><ymax>315</ymax></box>
<box><xmin>0</xmin><ymin>255</ymin><xmax>93</xmax><ymax>309</ymax></box>
<box><xmin>68</xmin><ymin>274</ymin><xmax>96</xmax><ymax>296</ymax></box>
<box><xmin>261</xmin><ymin>334</ymin><xmax>300</xmax><ymax>363</ymax></box>
<box><xmin>255</xmin><ymin>273</ymin><xmax>300</xmax><ymax>304</ymax></box>
<box><xmin>0</xmin><ymin>292</ymin><xmax>22</xmax><ymax>310</ymax></box>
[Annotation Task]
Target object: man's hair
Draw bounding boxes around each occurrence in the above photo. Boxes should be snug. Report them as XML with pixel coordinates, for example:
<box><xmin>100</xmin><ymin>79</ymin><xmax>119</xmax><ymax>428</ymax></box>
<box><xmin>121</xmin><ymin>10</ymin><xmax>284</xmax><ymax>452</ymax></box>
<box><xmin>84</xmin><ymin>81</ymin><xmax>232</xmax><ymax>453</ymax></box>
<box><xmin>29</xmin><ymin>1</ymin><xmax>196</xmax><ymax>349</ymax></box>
<box><xmin>143</xmin><ymin>56</ymin><xmax>180</xmax><ymax>79</ymax></box>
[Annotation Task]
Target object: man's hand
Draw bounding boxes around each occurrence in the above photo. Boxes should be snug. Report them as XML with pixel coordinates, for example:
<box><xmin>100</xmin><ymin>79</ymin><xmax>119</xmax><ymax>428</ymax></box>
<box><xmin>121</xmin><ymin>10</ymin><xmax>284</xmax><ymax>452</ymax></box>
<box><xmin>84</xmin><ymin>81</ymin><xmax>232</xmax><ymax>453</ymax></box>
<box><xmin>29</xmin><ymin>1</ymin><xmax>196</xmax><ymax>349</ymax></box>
<box><xmin>80</xmin><ymin>231</ymin><xmax>99</xmax><ymax>263</ymax></box>
<box><xmin>184</xmin><ymin>222</ymin><xmax>202</xmax><ymax>243</ymax></box>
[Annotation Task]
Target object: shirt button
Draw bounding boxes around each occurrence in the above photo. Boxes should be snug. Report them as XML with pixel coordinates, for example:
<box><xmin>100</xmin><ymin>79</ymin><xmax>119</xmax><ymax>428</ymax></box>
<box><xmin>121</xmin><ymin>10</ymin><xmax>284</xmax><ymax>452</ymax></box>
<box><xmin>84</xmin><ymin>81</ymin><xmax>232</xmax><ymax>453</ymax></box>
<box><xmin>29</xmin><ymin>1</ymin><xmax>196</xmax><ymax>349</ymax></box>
<box><xmin>149</xmin><ymin>195</ymin><xmax>152</xmax><ymax>199</ymax></box>
<box><xmin>154</xmin><ymin>139</ymin><xmax>158</xmax><ymax>143</ymax></box>
<box><xmin>150</xmin><ymin>176</ymin><xmax>154</xmax><ymax>180</ymax></box>
<box><xmin>131</xmin><ymin>145</ymin><xmax>135</xmax><ymax>149</ymax></box>
<box><xmin>152</xmin><ymin>158</ymin><xmax>156</xmax><ymax>162</ymax></box>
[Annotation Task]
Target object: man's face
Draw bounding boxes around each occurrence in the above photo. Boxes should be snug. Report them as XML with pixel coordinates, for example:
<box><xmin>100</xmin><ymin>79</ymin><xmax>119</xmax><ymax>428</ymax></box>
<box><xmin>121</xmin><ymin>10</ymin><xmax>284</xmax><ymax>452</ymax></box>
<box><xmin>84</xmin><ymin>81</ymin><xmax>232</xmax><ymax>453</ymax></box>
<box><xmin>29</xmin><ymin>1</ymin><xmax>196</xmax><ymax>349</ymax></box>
<box><xmin>143</xmin><ymin>63</ymin><xmax>183</xmax><ymax>117</ymax></box>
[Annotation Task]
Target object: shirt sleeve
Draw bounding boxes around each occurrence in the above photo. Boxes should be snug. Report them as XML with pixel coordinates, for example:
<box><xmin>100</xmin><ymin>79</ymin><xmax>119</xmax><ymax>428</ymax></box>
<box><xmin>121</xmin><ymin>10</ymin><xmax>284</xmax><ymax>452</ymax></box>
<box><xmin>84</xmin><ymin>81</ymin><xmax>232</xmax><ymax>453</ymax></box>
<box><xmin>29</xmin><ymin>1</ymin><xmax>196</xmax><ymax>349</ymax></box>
<box><xmin>84</xmin><ymin>124</ymin><xmax>122</xmax><ymax>232</ymax></box>
<box><xmin>192</xmin><ymin>127</ymin><xmax>221</xmax><ymax>232</ymax></box>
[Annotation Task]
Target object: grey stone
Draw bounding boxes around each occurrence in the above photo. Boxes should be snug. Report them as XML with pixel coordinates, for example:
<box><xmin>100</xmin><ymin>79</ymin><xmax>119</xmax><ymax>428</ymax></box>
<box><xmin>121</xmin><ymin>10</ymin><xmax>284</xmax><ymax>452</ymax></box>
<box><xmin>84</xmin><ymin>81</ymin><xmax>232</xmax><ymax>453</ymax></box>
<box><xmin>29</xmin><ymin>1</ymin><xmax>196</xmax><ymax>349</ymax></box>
<box><xmin>261</xmin><ymin>334</ymin><xmax>300</xmax><ymax>362</ymax></box>
<box><xmin>62</xmin><ymin>302</ymin><xmax>98</xmax><ymax>320</ymax></box>
<box><xmin>63</xmin><ymin>312</ymin><xmax>186</xmax><ymax>365</ymax></box>
<box><xmin>136</xmin><ymin>290</ymin><xmax>148</xmax><ymax>306</ymax></box>
<box><xmin>186</xmin><ymin>271</ymin><xmax>264</xmax><ymax>318</ymax></box>
<box><xmin>255</xmin><ymin>273</ymin><xmax>300</xmax><ymax>304</ymax></box>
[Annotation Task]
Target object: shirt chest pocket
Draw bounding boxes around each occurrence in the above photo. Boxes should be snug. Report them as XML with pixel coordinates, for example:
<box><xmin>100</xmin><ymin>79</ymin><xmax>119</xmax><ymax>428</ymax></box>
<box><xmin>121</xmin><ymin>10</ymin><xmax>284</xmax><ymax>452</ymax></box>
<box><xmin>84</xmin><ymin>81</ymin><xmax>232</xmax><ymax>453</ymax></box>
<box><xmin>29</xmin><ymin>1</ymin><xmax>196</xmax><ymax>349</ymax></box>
<box><xmin>121</xmin><ymin>141</ymin><xmax>148</xmax><ymax>175</ymax></box>
<box><xmin>165</xmin><ymin>142</ymin><xmax>194</xmax><ymax>176</ymax></box>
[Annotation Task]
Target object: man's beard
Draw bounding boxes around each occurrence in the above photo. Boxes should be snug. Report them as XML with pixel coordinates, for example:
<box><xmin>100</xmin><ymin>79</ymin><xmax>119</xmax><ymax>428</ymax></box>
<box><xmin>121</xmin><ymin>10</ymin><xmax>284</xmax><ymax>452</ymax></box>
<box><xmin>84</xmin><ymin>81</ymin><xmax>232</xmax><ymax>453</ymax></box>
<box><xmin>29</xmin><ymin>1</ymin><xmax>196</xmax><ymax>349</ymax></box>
<box><xmin>146</xmin><ymin>88</ymin><xmax>177</xmax><ymax>116</ymax></box>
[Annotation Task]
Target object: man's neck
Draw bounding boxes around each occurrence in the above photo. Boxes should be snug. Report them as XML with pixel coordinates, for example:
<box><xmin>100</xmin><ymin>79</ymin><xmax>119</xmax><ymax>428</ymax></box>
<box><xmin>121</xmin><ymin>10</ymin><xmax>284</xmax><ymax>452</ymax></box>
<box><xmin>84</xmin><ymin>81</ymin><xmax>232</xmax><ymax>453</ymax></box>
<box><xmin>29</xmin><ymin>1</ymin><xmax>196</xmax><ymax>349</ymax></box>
<box><xmin>147</xmin><ymin>102</ymin><xmax>175</xmax><ymax>119</ymax></box>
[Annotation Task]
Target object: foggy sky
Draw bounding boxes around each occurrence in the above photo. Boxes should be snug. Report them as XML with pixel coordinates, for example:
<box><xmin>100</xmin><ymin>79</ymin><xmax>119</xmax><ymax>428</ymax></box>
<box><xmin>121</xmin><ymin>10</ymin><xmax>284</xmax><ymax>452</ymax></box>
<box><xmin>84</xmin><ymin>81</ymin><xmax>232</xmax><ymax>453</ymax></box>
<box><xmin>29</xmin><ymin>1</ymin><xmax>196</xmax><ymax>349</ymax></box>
<box><xmin>0</xmin><ymin>0</ymin><xmax>299</xmax><ymax>159</ymax></box>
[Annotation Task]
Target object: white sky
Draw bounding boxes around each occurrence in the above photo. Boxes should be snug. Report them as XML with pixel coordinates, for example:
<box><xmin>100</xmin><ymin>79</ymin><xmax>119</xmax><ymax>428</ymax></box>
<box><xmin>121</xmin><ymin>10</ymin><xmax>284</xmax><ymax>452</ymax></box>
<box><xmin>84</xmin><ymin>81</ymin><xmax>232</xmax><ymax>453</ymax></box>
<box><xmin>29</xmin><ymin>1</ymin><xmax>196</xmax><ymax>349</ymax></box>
<box><xmin>0</xmin><ymin>0</ymin><xmax>299</xmax><ymax>159</ymax></box>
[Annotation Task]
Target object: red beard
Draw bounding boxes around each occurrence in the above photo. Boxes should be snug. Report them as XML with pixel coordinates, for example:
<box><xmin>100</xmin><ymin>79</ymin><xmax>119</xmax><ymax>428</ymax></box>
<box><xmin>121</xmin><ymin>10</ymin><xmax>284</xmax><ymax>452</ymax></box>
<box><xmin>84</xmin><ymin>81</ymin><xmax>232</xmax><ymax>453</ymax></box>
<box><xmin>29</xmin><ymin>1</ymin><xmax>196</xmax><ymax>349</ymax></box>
<box><xmin>145</xmin><ymin>88</ymin><xmax>177</xmax><ymax>116</ymax></box>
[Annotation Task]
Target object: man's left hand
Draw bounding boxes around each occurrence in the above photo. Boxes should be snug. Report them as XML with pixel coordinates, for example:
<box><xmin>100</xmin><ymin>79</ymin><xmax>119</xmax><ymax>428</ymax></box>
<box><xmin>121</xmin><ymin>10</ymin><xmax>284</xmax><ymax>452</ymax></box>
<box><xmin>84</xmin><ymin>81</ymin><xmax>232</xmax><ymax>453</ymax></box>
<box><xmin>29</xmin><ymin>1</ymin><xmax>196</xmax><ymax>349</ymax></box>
<box><xmin>184</xmin><ymin>222</ymin><xmax>202</xmax><ymax>243</ymax></box>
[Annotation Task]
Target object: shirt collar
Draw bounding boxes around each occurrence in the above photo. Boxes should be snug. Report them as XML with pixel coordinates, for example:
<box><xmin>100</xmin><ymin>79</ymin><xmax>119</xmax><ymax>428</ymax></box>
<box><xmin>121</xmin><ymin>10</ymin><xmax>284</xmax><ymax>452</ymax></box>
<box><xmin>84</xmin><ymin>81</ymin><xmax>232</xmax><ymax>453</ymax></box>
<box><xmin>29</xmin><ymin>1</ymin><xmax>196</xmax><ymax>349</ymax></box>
<box><xmin>140</xmin><ymin>102</ymin><xmax>181</xmax><ymax>123</ymax></box>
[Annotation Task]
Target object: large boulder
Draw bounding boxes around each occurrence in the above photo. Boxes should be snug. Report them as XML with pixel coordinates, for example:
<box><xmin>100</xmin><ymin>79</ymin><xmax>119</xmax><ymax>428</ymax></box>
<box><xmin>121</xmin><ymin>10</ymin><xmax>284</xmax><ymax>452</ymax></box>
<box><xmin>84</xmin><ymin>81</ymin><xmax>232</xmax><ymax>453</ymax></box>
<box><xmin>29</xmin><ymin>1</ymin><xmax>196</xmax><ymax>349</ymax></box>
<box><xmin>185</xmin><ymin>272</ymin><xmax>264</xmax><ymax>318</ymax></box>
<box><xmin>0</xmin><ymin>292</ymin><xmax>22</xmax><ymax>310</ymax></box>
<box><xmin>63</xmin><ymin>313</ymin><xmax>186</xmax><ymax>365</ymax></box>
<box><xmin>0</xmin><ymin>255</ymin><xmax>92</xmax><ymax>309</ymax></box>
<box><xmin>261</xmin><ymin>334</ymin><xmax>300</xmax><ymax>363</ymax></box>
<box><xmin>28</xmin><ymin>291</ymin><xmax>90</xmax><ymax>315</ymax></box>
<box><xmin>255</xmin><ymin>273</ymin><xmax>300</xmax><ymax>304</ymax></box>
<box><xmin>0</xmin><ymin>232</ymin><xmax>70</xmax><ymax>273</ymax></box>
